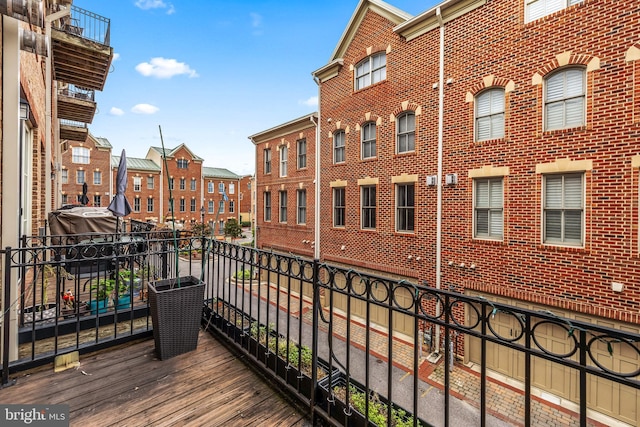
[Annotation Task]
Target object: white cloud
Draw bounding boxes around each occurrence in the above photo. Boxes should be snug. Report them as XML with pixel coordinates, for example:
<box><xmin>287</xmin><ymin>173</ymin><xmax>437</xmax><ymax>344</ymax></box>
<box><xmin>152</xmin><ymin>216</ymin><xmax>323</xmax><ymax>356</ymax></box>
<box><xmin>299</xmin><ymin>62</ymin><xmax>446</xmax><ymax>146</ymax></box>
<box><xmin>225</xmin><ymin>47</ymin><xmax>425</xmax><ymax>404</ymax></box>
<box><xmin>110</xmin><ymin>107</ymin><xmax>124</xmax><ymax>116</ymax></box>
<box><xmin>135</xmin><ymin>57</ymin><xmax>198</xmax><ymax>79</ymax></box>
<box><xmin>112</xmin><ymin>52</ymin><xmax>120</xmax><ymax>61</ymax></box>
<box><xmin>250</xmin><ymin>12</ymin><xmax>263</xmax><ymax>36</ymax></box>
<box><xmin>299</xmin><ymin>96</ymin><xmax>318</xmax><ymax>107</ymax></box>
<box><xmin>131</xmin><ymin>104</ymin><xmax>159</xmax><ymax>114</ymax></box>
<box><xmin>135</xmin><ymin>0</ymin><xmax>175</xmax><ymax>14</ymax></box>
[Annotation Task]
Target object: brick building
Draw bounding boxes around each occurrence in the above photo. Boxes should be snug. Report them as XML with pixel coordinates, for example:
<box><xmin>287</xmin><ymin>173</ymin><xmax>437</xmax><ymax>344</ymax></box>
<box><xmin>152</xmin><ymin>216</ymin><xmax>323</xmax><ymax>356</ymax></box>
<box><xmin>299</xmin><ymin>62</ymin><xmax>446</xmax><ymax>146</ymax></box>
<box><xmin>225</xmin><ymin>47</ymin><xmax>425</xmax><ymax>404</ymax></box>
<box><xmin>251</xmin><ymin>0</ymin><xmax>639</xmax><ymax>423</ymax></box>
<box><xmin>61</xmin><ymin>134</ymin><xmax>112</xmax><ymax>208</ymax></box>
<box><xmin>111</xmin><ymin>155</ymin><xmax>161</xmax><ymax>223</ymax></box>
<box><xmin>250</xmin><ymin>113</ymin><xmax>317</xmax><ymax>258</ymax></box>
<box><xmin>202</xmin><ymin>167</ymin><xmax>241</xmax><ymax>234</ymax></box>
<box><xmin>238</xmin><ymin>174</ymin><xmax>254</xmax><ymax>226</ymax></box>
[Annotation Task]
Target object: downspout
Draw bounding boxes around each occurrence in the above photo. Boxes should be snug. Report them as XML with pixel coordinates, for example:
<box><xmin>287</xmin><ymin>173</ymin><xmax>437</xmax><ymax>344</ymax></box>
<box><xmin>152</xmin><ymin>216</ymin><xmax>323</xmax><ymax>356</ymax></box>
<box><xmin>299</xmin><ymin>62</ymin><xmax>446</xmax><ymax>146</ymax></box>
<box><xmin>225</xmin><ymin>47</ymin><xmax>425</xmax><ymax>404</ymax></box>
<box><xmin>312</xmin><ymin>76</ymin><xmax>321</xmax><ymax>260</ymax></box>
<box><xmin>45</xmin><ymin>8</ymin><xmax>70</xmax><ymax>213</ymax></box>
<box><xmin>434</xmin><ymin>6</ymin><xmax>445</xmax><ymax>355</ymax></box>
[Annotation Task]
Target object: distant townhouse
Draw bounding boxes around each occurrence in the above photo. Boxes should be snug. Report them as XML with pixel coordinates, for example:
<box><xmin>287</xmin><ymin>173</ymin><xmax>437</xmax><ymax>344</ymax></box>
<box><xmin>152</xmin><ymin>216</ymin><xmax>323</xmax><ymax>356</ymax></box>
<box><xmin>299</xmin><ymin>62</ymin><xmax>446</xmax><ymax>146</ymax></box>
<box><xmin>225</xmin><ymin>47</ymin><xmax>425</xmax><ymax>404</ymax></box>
<box><xmin>238</xmin><ymin>175</ymin><xmax>254</xmax><ymax>226</ymax></box>
<box><xmin>61</xmin><ymin>134</ymin><xmax>112</xmax><ymax>208</ymax></box>
<box><xmin>203</xmin><ymin>167</ymin><xmax>241</xmax><ymax>234</ymax></box>
<box><xmin>111</xmin><ymin>155</ymin><xmax>161</xmax><ymax>223</ymax></box>
<box><xmin>250</xmin><ymin>113</ymin><xmax>317</xmax><ymax>258</ymax></box>
<box><xmin>252</xmin><ymin>0</ymin><xmax>640</xmax><ymax>424</ymax></box>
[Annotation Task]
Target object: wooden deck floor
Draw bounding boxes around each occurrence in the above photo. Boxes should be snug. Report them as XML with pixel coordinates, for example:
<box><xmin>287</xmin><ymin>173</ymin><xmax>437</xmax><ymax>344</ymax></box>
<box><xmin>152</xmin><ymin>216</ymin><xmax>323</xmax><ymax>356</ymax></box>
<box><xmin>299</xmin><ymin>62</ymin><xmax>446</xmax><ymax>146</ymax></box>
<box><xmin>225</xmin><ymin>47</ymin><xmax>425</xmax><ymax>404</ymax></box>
<box><xmin>0</xmin><ymin>331</ymin><xmax>312</xmax><ymax>427</ymax></box>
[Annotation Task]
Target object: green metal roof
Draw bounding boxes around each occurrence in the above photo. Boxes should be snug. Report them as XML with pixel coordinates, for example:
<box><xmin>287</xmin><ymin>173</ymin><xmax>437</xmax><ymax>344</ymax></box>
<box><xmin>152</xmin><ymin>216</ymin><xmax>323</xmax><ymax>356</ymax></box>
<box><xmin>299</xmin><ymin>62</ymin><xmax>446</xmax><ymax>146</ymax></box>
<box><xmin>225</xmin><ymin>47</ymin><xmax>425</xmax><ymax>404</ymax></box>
<box><xmin>111</xmin><ymin>156</ymin><xmax>161</xmax><ymax>171</ymax></box>
<box><xmin>202</xmin><ymin>167</ymin><xmax>241</xmax><ymax>179</ymax></box>
<box><xmin>93</xmin><ymin>136</ymin><xmax>112</xmax><ymax>148</ymax></box>
<box><xmin>148</xmin><ymin>143</ymin><xmax>204</xmax><ymax>161</ymax></box>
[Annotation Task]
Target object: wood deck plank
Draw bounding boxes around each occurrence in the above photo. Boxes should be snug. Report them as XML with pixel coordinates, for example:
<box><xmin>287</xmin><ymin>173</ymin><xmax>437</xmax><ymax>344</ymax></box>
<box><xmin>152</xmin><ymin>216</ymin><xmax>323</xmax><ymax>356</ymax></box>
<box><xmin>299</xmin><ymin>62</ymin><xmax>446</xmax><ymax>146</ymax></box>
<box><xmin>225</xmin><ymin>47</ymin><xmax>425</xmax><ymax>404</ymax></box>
<box><xmin>0</xmin><ymin>331</ymin><xmax>311</xmax><ymax>427</ymax></box>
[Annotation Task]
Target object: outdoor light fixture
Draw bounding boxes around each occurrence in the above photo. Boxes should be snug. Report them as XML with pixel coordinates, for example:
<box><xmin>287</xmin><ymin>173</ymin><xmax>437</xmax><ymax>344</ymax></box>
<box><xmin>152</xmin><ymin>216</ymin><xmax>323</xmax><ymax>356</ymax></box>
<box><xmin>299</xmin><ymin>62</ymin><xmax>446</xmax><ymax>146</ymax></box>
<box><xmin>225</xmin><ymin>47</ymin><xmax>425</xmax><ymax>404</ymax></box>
<box><xmin>19</xmin><ymin>98</ymin><xmax>30</xmax><ymax>120</ymax></box>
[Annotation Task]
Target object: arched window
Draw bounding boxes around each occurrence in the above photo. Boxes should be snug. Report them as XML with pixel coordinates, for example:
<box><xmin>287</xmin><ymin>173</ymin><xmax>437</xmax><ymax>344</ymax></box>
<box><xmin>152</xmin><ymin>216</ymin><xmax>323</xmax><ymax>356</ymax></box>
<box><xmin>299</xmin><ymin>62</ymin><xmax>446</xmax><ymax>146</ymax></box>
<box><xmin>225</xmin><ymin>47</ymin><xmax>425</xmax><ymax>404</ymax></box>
<box><xmin>396</xmin><ymin>112</ymin><xmax>415</xmax><ymax>153</ymax></box>
<box><xmin>545</xmin><ymin>67</ymin><xmax>585</xmax><ymax>131</ymax></box>
<box><xmin>355</xmin><ymin>52</ymin><xmax>386</xmax><ymax>90</ymax></box>
<box><xmin>475</xmin><ymin>88</ymin><xmax>505</xmax><ymax>141</ymax></box>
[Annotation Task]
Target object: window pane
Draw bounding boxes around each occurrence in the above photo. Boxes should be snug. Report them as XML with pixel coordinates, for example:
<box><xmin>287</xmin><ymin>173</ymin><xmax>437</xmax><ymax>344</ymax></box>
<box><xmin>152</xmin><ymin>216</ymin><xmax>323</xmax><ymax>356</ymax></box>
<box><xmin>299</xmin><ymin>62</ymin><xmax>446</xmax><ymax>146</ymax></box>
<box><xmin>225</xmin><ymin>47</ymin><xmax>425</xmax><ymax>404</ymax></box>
<box><xmin>491</xmin><ymin>114</ymin><xmax>505</xmax><ymax>139</ymax></box>
<box><xmin>546</xmin><ymin>72</ymin><xmax>565</xmax><ymax>101</ymax></box>
<box><xmin>545</xmin><ymin>102</ymin><xmax>565</xmax><ymax>130</ymax></box>
<box><xmin>476</xmin><ymin>92</ymin><xmax>491</xmax><ymax>116</ymax></box>
<box><xmin>545</xmin><ymin>211</ymin><xmax>562</xmax><ymax>239</ymax></box>
<box><xmin>565</xmin><ymin>97</ymin><xmax>584</xmax><ymax>127</ymax></box>
<box><xmin>476</xmin><ymin>210</ymin><xmax>489</xmax><ymax>234</ymax></box>
<box><xmin>565</xmin><ymin>69</ymin><xmax>584</xmax><ymax>97</ymax></box>
<box><xmin>545</xmin><ymin>176</ymin><xmax>563</xmax><ymax>208</ymax></box>
<box><xmin>490</xmin><ymin>210</ymin><xmax>503</xmax><ymax>236</ymax></box>
<box><xmin>564</xmin><ymin>175</ymin><xmax>583</xmax><ymax>207</ymax></box>
<box><xmin>564</xmin><ymin>211</ymin><xmax>582</xmax><ymax>241</ymax></box>
<box><xmin>476</xmin><ymin>180</ymin><xmax>489</xmax><ymax>207</ymax></box>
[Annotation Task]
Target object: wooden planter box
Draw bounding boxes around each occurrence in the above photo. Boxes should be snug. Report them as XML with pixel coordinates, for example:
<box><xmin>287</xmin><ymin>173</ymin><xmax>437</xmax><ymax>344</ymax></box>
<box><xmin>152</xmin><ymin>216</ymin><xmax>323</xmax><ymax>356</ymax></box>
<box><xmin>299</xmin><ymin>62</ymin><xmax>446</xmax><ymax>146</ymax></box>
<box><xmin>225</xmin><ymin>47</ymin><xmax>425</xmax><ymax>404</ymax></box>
<box><xmin>148</xmin><ymin>276</ymin><xmax>205</xmax><ymax>360</ymax></box>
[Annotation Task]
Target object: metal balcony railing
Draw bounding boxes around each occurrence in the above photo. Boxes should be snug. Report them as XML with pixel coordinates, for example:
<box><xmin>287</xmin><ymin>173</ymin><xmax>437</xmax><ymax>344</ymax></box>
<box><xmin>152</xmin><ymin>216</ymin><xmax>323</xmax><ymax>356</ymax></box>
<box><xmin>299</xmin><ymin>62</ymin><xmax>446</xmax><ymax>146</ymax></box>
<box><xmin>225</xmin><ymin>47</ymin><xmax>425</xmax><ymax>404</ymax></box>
<box><xmin>2</xmin><ymin>234</ymin><xmax>639</xmax><ymax>426</ymax></box>
<box><xmin>58</xmin><ymin>84</ymin><xmax>95</xmax><ymax>102</ymax></box>
<box><xmin>51</xmin><ymin>4</ymin><xmax>110</xmax><ymax>46</ymax></box>
<box><xmin>59</xmin><ymin>118</ymin><xmax>87</xmax><ymax>128</ymax></box>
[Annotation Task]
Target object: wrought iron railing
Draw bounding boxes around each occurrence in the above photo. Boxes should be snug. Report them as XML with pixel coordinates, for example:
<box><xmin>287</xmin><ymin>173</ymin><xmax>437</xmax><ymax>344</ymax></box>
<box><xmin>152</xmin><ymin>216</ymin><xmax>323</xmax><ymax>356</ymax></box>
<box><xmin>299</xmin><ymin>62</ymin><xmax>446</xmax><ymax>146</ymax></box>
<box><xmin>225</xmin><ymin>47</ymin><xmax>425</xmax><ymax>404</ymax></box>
<box><xmin>50</xmin><ymin>4</ymin><xmax>110</xmax><ymax>46</ymax></box>
<box><xmin>2</xmin><ymin>234</ymin><xmax>639</xmax><ymax>426</ymax></box>
<box><xmin>59</xmin><ymin>118</ymin><xmax>87</xmax><ymax>129</ymax></box>
<box><xmin>58</xmin><ymin>84</ymin><xmax>95</xmax><ymax>102</ymax></box>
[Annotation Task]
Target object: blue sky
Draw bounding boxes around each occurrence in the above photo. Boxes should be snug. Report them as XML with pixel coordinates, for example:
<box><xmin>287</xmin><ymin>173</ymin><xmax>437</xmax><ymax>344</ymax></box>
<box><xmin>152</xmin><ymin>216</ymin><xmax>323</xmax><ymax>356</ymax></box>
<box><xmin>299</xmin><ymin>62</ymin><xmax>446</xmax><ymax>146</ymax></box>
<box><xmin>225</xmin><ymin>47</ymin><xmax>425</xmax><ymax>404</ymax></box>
<box><xmin>74</xmin><ymin>0</ymin><xmax>437</xmax><ymax>176</ymax></box>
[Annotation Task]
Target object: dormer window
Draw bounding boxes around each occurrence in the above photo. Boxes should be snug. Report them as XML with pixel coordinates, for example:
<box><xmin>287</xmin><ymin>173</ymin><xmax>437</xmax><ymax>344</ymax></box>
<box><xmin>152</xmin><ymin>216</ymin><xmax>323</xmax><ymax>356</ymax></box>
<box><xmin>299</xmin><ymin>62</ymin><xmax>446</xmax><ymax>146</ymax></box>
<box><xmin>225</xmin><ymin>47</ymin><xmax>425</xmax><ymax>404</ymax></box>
<box><xmin>355</xmin><ymin>52</ymin><xmax>386</xmax><ymax>90</ymax></box>
<box><xmin>177</xmin><ymin>159</ymin><xmax>188</xmax><ymax>169</ymax></box>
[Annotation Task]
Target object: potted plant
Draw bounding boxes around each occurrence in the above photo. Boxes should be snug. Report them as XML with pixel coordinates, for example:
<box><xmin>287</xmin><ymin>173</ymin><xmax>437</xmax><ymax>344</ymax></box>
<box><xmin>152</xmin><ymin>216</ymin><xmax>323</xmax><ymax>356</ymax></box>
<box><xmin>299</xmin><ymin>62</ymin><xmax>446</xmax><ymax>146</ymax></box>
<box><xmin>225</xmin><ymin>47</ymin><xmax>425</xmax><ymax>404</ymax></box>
<box><xmin>89</xmin><ymin>277</ymin><xmax>113</xmax><ymax>315</ymax></box>
<box><xmin>22</xmin><ymin>264</ymin><xmax>58</xmax><ymax>325</ymax></box>
<box><xmin>113</xmin><ymin>274</ymin><xmax>131</xmax><ymax>311</ymax></box>
<box><xmin>148</xmin><ymin>130</ymin><xmax>206</xmax><ymax>360</ymax></box>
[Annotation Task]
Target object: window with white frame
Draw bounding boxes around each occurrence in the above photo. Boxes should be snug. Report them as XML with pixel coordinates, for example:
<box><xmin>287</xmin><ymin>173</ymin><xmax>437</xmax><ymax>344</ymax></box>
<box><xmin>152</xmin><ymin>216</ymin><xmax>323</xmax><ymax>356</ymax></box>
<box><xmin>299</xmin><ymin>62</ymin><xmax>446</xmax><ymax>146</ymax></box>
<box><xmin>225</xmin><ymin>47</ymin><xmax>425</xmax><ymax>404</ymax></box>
<box><xmin>229</xmin><ymin>200</ymin><xmax>235</xmax><ymax>213</ymax></box>
<box><xmin>76</xmin><ymin>170</ymin><xmax>85</xmax><ymax>184</ymax></box>
<box><xmin>93</xmin><ymin>170</ymin><xmax>102</xmax><ymax>185</ymax></box>
<box><xmin>72</xmin><ymin>147</ymin><xmax>90</xmax><ymax>164</ymax></box>
<box><xmin>264</xmin><ymin>192</ymin><xmax>271</xmax><ymax>221</ymax></box>
<box><xmin>264</xmin><ymin>149</ymin><xmax>272</xmax><ymax>174</ymax></box>
<box><xmin>475</xmin><ymin>88</ymin><xmax>505</xmax><ymax>141</ymax></box>
<box><xmin>179</xmin><ymin>178</ymin><xmax>186</xmax><ymax>190</ymax></box>
<box><xmin>147</xmin><ymin>197</ymin><xmax>154</xmax><ymax>212</ymax></box>
<box><xmin>218</xmin><ymin>200</ymin><xmax>224</xmax><ymax>214</ymax></box>
<box><xmin>279</xmin><ymin>190</ymin><xmax>287</xmax><ymax>223</ymax></box>
<box><xmin>280</xmin><ymin>146</ymin><xmax>288</xmax><ymax>177</ymax></box>
<box><xmin>61</xmin><ymin>169</ymin><xmax>68</xmax><ymax>184</ymax></box>
<box><xmin>474</xmin><ymin>178</ymin><xmax>503</xmax><ymax>239</ymax></box>
<box><xmin>62</xmin><ymin>194</ymin><xmax>68</xmax><ymax>205</ymax></box>
<box><xmin>355</xmin><ymin>52</ymin><xmax>386</xmax><ymax>90</ymax></box>
<box><xmin>229</xmin><ymin>183</ymin><xmax>235</xmax><ymax>194</ymax></box>
<box><xmin>334</xmin><ymin>130</ymin><xmax>345</xmax><ymax>164</ymax></box>
<box><xmin>361</xmin><ymin>122</ymin><xmax>376</xmax><ymax>159</ymax></box>
<box><xmin>297</xmin><ymin>139</ymin><xmax>307</xmax><ymax>169</ymax></box>
<box><xmin>525</xmin><ymin>0</ymin><xmax>583</xmax><ymax>23</ymax></box>
<box><xmin>179</xmin><ymin>199</ymin><xmax>185</xmax><ymax>212</ymax></box>
<box><xmin>134</xmin><ymin>198</ymin><xmax>141</xmax><ymax>212</ymax></box>
<box><xmin>208</xmin><ymin>182</ymin><xmax>214</xmax><ymax>193</ymax></box>
<box><xmin>543</xmin><ymin>173</ymin><xmax>583</xmax><ymax>245</ymax></box>
<box><xmin>208</xmin><ymin>200</ymin><xmax>214</xmax><ymax>213</ymax></box>
<box><xmin>190</xmin><ymin>198</ymin><xmax>196</xmax><ymax>212</ymax></box>
<box><xmin>177</xmin><ymin>159</ymin><xmax>188</xmax><ymax>169</ymax></box>
<box><xmin>333</xmin><ymin>188</ymin><xmax>345</xmax><ymax>227</ymax></box>
<box><xmin>169</xmin><ymin>178</ymin><xmax>174</xmax><ymax>190</ymax></box>
<box><xmin>133</xmin><ymin>177</ymin><xmax>142</xmax><ymax>192</ymax></box>
<box><xmin>545</xmin><ymin>67</ymin><xmax>585</xmax><ymax>131</ymax></box>
<box><xmin>297</xmin><ymin>189</ymin><xmax>306</xmax><ymax>225</ymax></box>
<box><xmin>93</xmin><ymin>195</ymin><xmax>101</xmax><ymax>207</ymax></box>
<box><xmin>361</xmin><ymin>186</ymin><xmax>376</xmax><ymax>229</ymax></box>
<box><xmin>397</xmin><ymin>112</ymin><xmax>415</xmax><ymax>153</ymax></box>
<box><xmin>218</xmin><ymin>182</ymin><xmax>225</xmax><ymax>193</ymax></box>
<box><xmin>396</xmin><ymin>184</ymin><xmax>415</xmax><ymax>232</ymax></box>
<box><xmin>190</xmin><ymin>178</ymin><xmax>196</xmax><ymax>191</ymax></box>
<box><xmin>147</xmin><ymin>176</ymin><xmax>154</xmax><ymax>189</ymax></box>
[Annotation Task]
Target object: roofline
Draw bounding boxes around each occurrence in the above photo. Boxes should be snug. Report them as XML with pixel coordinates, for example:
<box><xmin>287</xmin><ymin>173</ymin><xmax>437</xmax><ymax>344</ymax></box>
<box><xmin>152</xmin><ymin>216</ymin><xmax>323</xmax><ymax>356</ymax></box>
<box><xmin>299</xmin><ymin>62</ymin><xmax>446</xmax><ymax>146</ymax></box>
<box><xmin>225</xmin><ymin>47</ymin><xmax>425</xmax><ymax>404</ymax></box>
<box><xmin>248</xmin><ymin>112</ymin><xmax>318</xmax><ymax>144</ymax></box>
<box><xmin>394</xmin><ymin>0</ymin><xmax>486</xmax><ymax>41</ymax></box>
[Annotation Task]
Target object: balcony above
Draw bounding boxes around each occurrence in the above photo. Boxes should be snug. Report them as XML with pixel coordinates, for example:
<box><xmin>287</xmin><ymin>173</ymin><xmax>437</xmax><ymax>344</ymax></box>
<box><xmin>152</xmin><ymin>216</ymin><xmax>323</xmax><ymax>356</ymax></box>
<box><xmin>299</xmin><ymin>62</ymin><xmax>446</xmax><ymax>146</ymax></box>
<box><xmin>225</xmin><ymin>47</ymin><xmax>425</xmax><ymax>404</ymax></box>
<box><xmin>57</xmin><ymin>84</ymin><xmax>96</xmax><ymax>124</ymax></box>
<box><xmin>50</xmin><ymin>5</ymin><xmax>113</xmax><ymax>91</ymax></box>
<box><xmin>59</xmin><ymin>118</ymin><xmax>88</xmax><ymax>141</ymax></box>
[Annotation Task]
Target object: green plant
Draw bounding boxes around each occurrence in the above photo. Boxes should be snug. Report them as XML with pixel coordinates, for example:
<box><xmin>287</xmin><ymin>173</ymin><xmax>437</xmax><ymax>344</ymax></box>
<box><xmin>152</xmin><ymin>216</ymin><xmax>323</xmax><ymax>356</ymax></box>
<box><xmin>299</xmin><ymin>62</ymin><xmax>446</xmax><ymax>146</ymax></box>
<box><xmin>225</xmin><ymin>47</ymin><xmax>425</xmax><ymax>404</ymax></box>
<box><xmin>234</xmin><ymin>269</ymin><xmax>253</xmax><ymax>279</ymax></box>
<box><xmin>91</xmin><ymin>272</ymin><xmax>130</xmax><ymax>301</ymax></box>
<box><xmin>224</xmin><ymin>218</ymin><xmax>242</xmax><ymax>240</ymax></box>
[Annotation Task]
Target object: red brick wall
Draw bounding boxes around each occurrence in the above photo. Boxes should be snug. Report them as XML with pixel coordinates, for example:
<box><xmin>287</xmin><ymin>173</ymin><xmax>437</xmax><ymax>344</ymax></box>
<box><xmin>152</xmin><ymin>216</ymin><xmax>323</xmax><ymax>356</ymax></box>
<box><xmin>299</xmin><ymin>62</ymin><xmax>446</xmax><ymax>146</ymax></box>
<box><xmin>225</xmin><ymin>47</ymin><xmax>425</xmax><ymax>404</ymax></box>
<box><xmin>126</xmin><ymin>169</ymin><xmax>161</xmax><ymax>223</ymax></box>
<box><xmin>255</xmin><ymin>126</ymin><xmax>316</xmax><ymax>258</ymax></box>
<box><xmin>162</xmin><ymin>146</ymin><xmax>203</xmax><ymax>224</ymax></box>
<box><xmin>61</xmin><ymin>136</ymin><xmax>111</xmax><ymax>209</ymax></box>
<box><xmin>317</xmin><ymin>1</ymin><xmax>640</xmax><ymax>323</ymax></box>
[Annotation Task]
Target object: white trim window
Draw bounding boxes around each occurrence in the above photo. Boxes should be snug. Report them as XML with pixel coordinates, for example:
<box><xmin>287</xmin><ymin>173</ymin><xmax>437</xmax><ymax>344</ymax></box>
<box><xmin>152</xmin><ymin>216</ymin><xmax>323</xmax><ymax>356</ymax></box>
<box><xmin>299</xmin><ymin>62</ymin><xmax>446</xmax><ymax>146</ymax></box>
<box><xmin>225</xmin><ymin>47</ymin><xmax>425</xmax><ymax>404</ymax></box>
<box><xmin>179</xmin><ymin>178</ymin><xmax>186</xmax><ymax>190</ymax></box>
<box><xmin>279</xmin><ymin>190</ymin><xmax>287</xmax><ymax>223</ymax></box>
<box><xmin>93</xmin><ymin>170</ymin><xmax>102</xmax><ymax>185</ymax></box>
<box><xmin>264</xmin><ymin>191</ymin><xmax>271</xmax><ymax>222</ymax></box>
<box><xmin>229</xmin><ymin>183</ymin><xmax>235</xmax><ymax>194</ymax></box>
<box><xmin>543</xmin><ymin>173</ymin><xmax>583</xmax><ymax>245</ymax></box>
<box><xmin>474</xmin><ymin>178</ymin><xmax>503</xmax><ymax>239</ymax></box>
<box><xmin>208</xmin><ymin>200</ymin><xmax>214</xmax><ymax>213</ymax></box>
<box><xmin>208</xmin><ymin>182</ymin><xmax>214</xmax><ymax>193</ymax></box>
<box><xmin>280</xmin><ymin>146</ymin><xmax>288</xmax><ymax>177</ymax></box>
<box><xmin>397</xmin><ymin>112</ymin><xmax>415</xmax><ymax>153</ymax></box>
<box><xmin>218</xmin><ymin>182</ymin><xmax>225</xmax><ymax>193</ymax></box>
<box><xmin>361</xmin><ymin>186</ymin><xmax>376</xmax><ymax>230</ymax></box>
<box><xmin>177</xmin><ymin>159</ymin><xmax>188</xmax><ymax>169</ymax></box>
<box><xmin>475</xmin><ymin>88</ymin><xmax>505</xmax><ymax>141</ymax></box>
<box><xmin>76</xmin><ymin>170</ymin><xmax>85</xmax><ymax>184</ymax></box>
<box><xmin>334</xmin><ymin>130</ymin><xmax>345</xmax><ymax>164</ymax></box>
<box><xmin>61</xmin><ymin>169</ymin><xmax>68</xmax><ymax>184</ymax></box>
<box><xmin>264</xmin><ymin>149</ymin><xmax>271</xmax><ymax>174</ymax></box>
<box><xmin>333</xmin><ymin>187</ymin><xmax>345</xmax><ymax>227</ymax></box>
<box><xmin>545</xmin><ymin>67</ymin><xmax>585</xmax><ymax>131</ymax></box>
<box><xmin>147</xmin><ymin>176</ymin><xmax>154</xmax><ymax>189</ymax></box>
<box><xmin>361</xmin><ymin>122</ymin><xmax>376</xmax><ymax>159</ymax></box>
<box><xmin>297</xmin><ymin>139</ymin><xmax>307</xmax><ymax>169</ymax></box>
<box><xmin>396</xmin><ymin>183</ymin><xmax>415</xmax><ymax>233</ymax></box>
<box><xmin>355</xmin><ymin>52</ymin><xmax>386</xmax><ymax>90</ymax></box>
<box><xmin>147</xmin><ymin>197</ymin><xmax>154</xmax><ymax>212</ymax></box>
<box><xmin>525</xmin><ymin>0</ymin><xmax>583</xmax><ymax>23</ymax></box>
<box><xmin>72</xmin><ymin>147</ymin><xmax>90</xmax><ymax>164</ymax></box>
<box><xmin>133</xmin><ymin>198</ymin><xmax>141</xmax><ymax>212</ymax></box>
<box><xmin>133</xmin><ymin>177</ymin><xmax>142</xmax><ymax>192</ymax></box>
<box><xmin>94</xmin><ymin>195</ymin><xmax>102</xmax><ymax>207</ymax></box>
<box><xmin>297</xmin><ymin>189</ymin><xmax>306</xmax><ymax>225</ymax></box>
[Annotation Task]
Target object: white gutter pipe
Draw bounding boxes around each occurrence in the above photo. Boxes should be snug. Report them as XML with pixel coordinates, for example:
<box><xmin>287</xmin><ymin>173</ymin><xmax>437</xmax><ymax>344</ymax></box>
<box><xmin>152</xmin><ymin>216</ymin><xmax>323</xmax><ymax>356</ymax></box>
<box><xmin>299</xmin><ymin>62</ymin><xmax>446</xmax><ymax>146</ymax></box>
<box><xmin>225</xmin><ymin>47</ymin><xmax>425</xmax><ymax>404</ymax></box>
<box><xmin>434</xmin><ymin>6</ymin><xmax>445</xmax><ymax>356</ymax></box>
<box><xmin>312</xmin><ymin>76</ymin><xmax>321</xmax><ymax>260</ymax></box>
